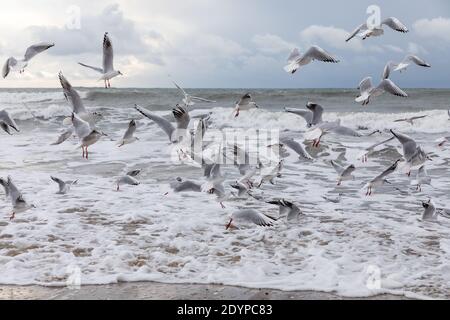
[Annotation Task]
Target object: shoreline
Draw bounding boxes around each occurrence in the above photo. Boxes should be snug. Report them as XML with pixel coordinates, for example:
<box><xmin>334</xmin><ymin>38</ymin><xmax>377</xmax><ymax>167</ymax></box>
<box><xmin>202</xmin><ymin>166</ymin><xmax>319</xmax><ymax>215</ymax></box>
<box><xmin>0</xmin><ymin>282</ymin><xmax>413</xmax><ymax>300</ymax></box>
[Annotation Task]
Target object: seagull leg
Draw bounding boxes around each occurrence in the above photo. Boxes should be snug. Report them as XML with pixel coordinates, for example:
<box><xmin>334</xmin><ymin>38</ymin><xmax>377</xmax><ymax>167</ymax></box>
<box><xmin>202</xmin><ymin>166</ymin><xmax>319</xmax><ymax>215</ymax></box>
<box><xmin>104</xmin><ymin>80</ymin><xmax>107</xmax><ymax>89</ymax></box>
<box><xmin>9</xmin><ymin>212</ymin><xmax>15</xmax><ymax>220</ymax></box>
<box><xmin>220</xmin><ymin>202</ymin><xmax>225</xmax><ymax>209</ymax></box>
<box><xmin>108</xmin><ymin>80</ymin><xmax>111</xmax><ymax>88</ymax></box>
<box><xmin>234</xmin><ymin>108</ymin><xmax>240</xmax><ymax>117</ymax></box>
<box><xmin>82</xmin><ymin>146</ymin><xmax>85</xmax><ymax>158</ymax></box>
<box><xmin>116</xmin><ymin>184</ymin><xmax>120</xmax><ymax>191</ymax></box>
<box><xmin>85</xmin><ymin>147</ymin><xmax>89</xmax><ymax>159</ymax></box>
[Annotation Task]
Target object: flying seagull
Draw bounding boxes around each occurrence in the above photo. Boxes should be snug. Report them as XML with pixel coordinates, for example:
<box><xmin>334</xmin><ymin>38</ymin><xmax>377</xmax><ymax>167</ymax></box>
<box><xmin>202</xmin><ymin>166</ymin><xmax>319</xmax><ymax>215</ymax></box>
<box><xmin>116</xmin><ymin>170</ymin><xmax>141</xmax><ymax>191</ymax></box>
<box><xmin>78</xmin><ymin>32</ymin><xmax>122</xmax><ymax>88</ymax></box>
<box><xmin>364</xmin><ymin>159</ymin><xmax>400</xmax><ymax>196</ymax></box>
<box><xmin>284</xmin><ymin>102</ymin><xmax>324</xmax><ymax>127</ymax></box>
<box><xmin>393</xmin><ymin>115</ymin><xmax>427</xmax><ymax>125</ymax></box>
<box><xmin>383</xmin><ymin>55</ymin><xmax>431</xmax><ymax>79</ymax></box>
<box><xmin>346</xmin><ymin>17</ymin><xmax>408</xmax><ymax>42</ymax></box>
<box><xmin>356</xmin><ymin>77</ymin><xmax>407</xmax><ymax>105</ymax></box>
<box><xmin>172</xmin><ymin>80</ymin><xmax>216</xmax><ymax>106</ymax></box>
<box><xmin>233</xmin><ymin>93</ymin><xmax>259</xmax><ymax>117</ymax></box>
<box><xmin>2</xmin><ymin>42</ymin><xmax>54</xmax><ymax>78</ymax></box>
<box><xmin>330</xmin><ymin>160</ymin><xmax>356</xmax><ymax>186</ymax></box>
<box><xmin>118</xmin><ymin>120</ymin><xmax>139</xmax><ymax>147</ymax></box>
<box><xmin>284</xmin><ymin>46</ymin><xmax>339</xmax><ymax>74</ymax></box>
<box><xmin>266</xmin><ymin>199</ymin><xmax>303</xmax><ymax>221</ymax></box>
<box><xmin>51</xmin><ymin>176</ymin><xmax>78</xmax><ymax>194</ymax></box>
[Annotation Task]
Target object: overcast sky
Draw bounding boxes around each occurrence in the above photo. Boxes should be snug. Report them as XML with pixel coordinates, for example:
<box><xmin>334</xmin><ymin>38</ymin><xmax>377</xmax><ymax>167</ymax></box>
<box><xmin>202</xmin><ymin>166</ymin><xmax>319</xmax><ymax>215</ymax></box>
<box><xmin>1</xmin><ymin>0</ymin><xmax>449</xmax><ymax>88</ymax></box>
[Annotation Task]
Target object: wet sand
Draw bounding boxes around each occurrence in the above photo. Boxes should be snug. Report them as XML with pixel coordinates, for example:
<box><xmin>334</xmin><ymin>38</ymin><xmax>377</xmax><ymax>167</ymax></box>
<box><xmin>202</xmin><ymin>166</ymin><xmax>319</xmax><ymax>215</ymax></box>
<box><xmin>0</xmin><ymin>282</ymin><xmax>412</xmax><ymax>300</ymax></box>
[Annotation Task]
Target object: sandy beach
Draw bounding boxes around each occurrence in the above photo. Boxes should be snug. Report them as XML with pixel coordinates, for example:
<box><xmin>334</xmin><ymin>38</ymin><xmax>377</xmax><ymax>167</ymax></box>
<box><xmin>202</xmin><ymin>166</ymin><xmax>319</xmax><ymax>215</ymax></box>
<box><xmin>0</xmin><ymin>282</ymin><xmax>412</xmax><ymax>300</ymax></box>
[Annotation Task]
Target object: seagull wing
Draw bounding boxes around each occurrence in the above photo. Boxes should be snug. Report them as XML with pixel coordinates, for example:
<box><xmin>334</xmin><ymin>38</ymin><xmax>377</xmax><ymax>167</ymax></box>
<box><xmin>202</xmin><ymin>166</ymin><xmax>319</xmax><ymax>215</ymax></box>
<box><xmin>302</xmin><ymin>45</ymin><xmax>339</xmax><ymax>63</ymax></box>
<box><xmin>390</xmin><ymin>129</ymin><xmax>417</xmax><ymax>160</ymax></box>
<box><xmin>406</xmin><ymin>55</ymin><xmax>431</xmax><ymax>67</ymax></box>
<box><xmin>51</xmin><ymin>176</ymin><xmax>66</xmax><ymax>192</ymax></box>
<box><xmin>134</xmin><ymin>104</ymin><xmax>175</xmax><ymax>141</ymax></box>
<box><xmin>287</xmin><ymin>48</ymin><xmax>301</xmax><ymax>63</ymax></box>
<box><xmin>122</xmin><ymin>120</ymin><xmax>137</xmax><ymax>140</ymax></box>
<box><xmin>102</xmin><ymin>32</ymin><xmax>114</xmax><ymax>73</ymax></box>
<box><xmin>284</xmin><ymin>107</ymin><xmax>313</xmax><ymax>125</ymax></box>
<box><xmin>381</xmin><ymin>17</ymin><xmax>409</xmax><ymax>33</ymax></box>
<box><xmin>78</xmin><ymin>62</ymin><xmax>103</xmax><ymax>74</ymax></box>
<box><xmin>346</xmin><ymin>23</ymin><xmax>367</xmax><ymax>42</ymax></box>
<box><xmin>51</xmin><ymin>128</ymin><xmax>73</xmax><ymax>145</ymax></box>
<box><xmin>330</xmin><ymin>160</ymin><xmax>345</xmax><ymax>174</ymax></box>
<box><xmin>23</xmin><ymin>42</ymin><xmax>54</xmax><ymax>61</ymax></box>
<box><xmin>58</xmin><ymin>72</ymin><xmax>86</xmax><ymax>114</ymax></box>
<box><xmin>281</xmin><ymin>138</ymin><xmax>313</xmax><ymax>160</ymax></box>
<box><xmin>0</xmin><ymin>110</ymin><xmax>19</xmax><ymax>132</ymax></box>
<box><xmin>378</xmin><ymin>79</ymin><xmax>408</xmax><ymax>97</ymax></box>
<box><xmin>2</xmin><ymin>57</ymin><xmax>17</xmax><ymax>78</ymax></box>
<box><xmin>172</xmin><ymin>105</ymin><xmax>190</xmax><ymax>130</ymax></box>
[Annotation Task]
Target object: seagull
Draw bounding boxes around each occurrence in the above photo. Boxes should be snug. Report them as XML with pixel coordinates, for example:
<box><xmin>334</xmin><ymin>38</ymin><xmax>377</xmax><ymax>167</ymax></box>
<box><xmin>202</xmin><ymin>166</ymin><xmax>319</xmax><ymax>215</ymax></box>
<box><xmin>134</xmin><ymin>104</ymin><xmax>190</xmax><ymax>143</ymax></box>
<box><xmin>304</xmin><ymin>119</ymin><xmax>362</xmax><ymax>147</ymax></box>
<box><xmin>2</xmin><ymin>42</ymin><xmax>54</xmax><ymax>78</ymax></box>
<box><xmin>202</xmin><ymin>163</ymin><xmax>227</xmax><ymax>208</ymax></box>
<box><xmin>356</xmin><ymin>77</ymin><xmax>407</xmax><ymax>105</ymax></box>
<box><xmin>322</xmin><ymin>194</ymin><xmax>342</xmax><ymax>203</ymax></box>
<box><xmin>71</xmin><ymin>113</ymin><xmax>106</xmax><ymax>159</ymax></box>
<box><xmin>117</xmin><ymin>120</ymin><xmax>139</xmax><ymax>147</ymax></box>
<box><xmin>346</xmin><ymin>17</ymin><xmax>408</xmax><ymax>42</ymax></box>
<box><xmin>284</xmin><ymin>102</ymin><xmax>324</xmax><ymax>127</ymax></box>
<box><xmin>51</xmin><ymin>128</ymin><xmax>74</xmax><ymax>145</ymax></box>
<box><xmin>284</xmin><ymin>46</ymin><xmax>339</xmax><ymax>74</ymax></box>
<box><xmin>390</xmin><ymin>129</ymin><xmax>431</xmax><ymax>175</ymax></box>
<box><xmin>0</xmin><ymin>110</ymin><xmax>19</xmax><ymax>135</ymax></box>
<box><xmin>255</xmin><ymin>160</ymin><xmax>284</xmax><ymax>188</ymax></box>
<box><xmin>78</xmin><ymin>32</ymin><xmax>122</xmax><ymax>88</ymax></box>
<box><xmin>435</xmin><ymin>136</ymin><xmax>450</xmax><ymax>148</ymax></box>
<box><xmin>2</xmin><ymin>176</ymin><xmax>35</xmax><ymax>220</ymax></box>
<box><xmin>58</xmin><ymin>71</ymin><xmax>102</xmax><ymax>126</ymax></box>
<box><xmin>172</xmin><ymin>80</ymin><xmax>216</xmax><ymax>106</ymax></box>
<box><xmin>383</xmin><ymin>55</ymin><xmax>431</xmax><ymax>79</ymax></box>
<box><xmin>266</xmin><ymin>199</ymin><xmax>303</xmax><ymax>221</ymax></box>
<box><xmin>365</xmin><ymin>159</ymin><xmax>400</xmax><ymax>196</ymax></box>
<box><xmin>226</xmin><ymin>209</ymin><xmax>276</xmax><ymax>230</ymax></box>
<box><xmin>116</xmin><ymin>170</ymin><xmax>141</xmax><ymax>191</ymax></box>
<box><xmin>411</xmin><ymin>165</ymin><xmax>431</xmax><ymax>192</ymax></box>
<box><xmin>422</xmin><ymin>200</ymin><xmax>438</xmax><ymax>221</ymax></box>
<box><xmin>357</xmin><ymin>136</ymin><xmax>395</xmax><ymax>163</ymax></box>
<box><xmin>230</xmin><ymin>168</ymin><xmax>257</xmax><ymax>197</ymax></box>
<box><xmin>393</xmin><ymin>115</ymin><xmax>427</xmax><ymax>125</ymax></box>
<box><xmin>280</xmin><ymin>138</ymin><xmax>314</xmax><ymax>160</ymax></box>
<box><xmin>169</xmin><ymin>177</ymin><xmax>202</xmax><ymax>193</ymax></box>
<box><xmin>51</xmin><ymin>176</ymin><xmax>78</xmax><ymax>194</ymax></box>
<box><xmin>233</xmin><ymin>93</ymin><xmax>259</xmax><ymax>117</ymax></box>
<box><xmin>330</xmin><ymin>160</ymin><xmax>356</xmax><ymax>185</ymax></box>
<box><xmin>448</xmin><ymin>109</ymin><xmax>450</xmax><ymax>120</ymax></box>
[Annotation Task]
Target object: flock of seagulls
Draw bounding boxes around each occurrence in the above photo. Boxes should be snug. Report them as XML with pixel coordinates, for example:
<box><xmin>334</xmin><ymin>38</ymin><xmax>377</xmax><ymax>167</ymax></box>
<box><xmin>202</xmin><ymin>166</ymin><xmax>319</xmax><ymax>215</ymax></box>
<box><xmin>1</xmin><ymin>11</ymin><xmax>449</xmax><ymax>227</ymax></box>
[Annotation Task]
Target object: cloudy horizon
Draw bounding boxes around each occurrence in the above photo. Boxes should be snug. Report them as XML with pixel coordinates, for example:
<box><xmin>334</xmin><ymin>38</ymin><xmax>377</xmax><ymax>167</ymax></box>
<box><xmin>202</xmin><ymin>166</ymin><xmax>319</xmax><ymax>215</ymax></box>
<box><xmin>1</xmin><ymin>0</ymin><xmax>449</xmax><ymax>88</ymax></box>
